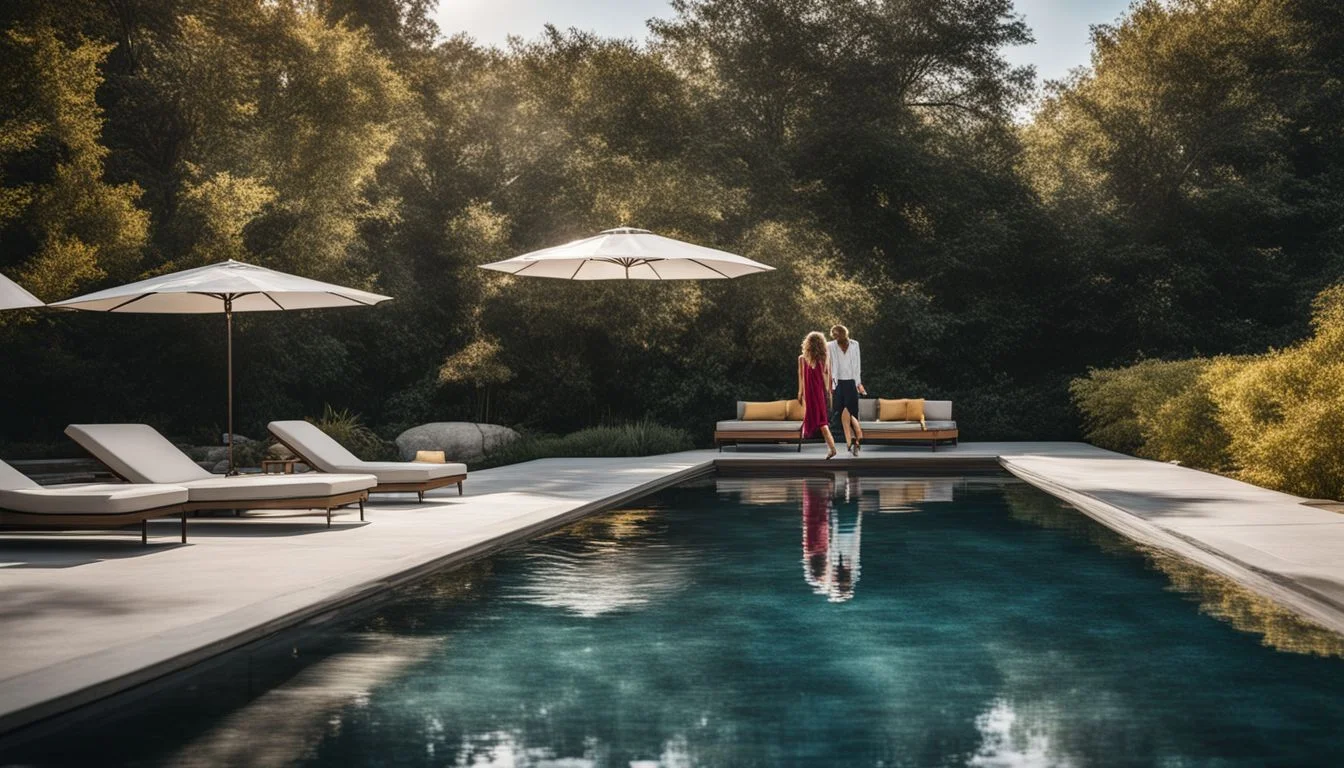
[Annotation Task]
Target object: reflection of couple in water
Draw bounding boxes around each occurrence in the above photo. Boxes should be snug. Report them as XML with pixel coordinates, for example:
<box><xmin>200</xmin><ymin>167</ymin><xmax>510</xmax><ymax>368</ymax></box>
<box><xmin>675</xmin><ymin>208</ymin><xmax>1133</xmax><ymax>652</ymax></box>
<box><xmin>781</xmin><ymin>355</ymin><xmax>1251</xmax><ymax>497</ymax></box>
<box><xmin>801</xmin><ymin>478</ymin><xmax>862</xmax><ymax>602</ymax></box>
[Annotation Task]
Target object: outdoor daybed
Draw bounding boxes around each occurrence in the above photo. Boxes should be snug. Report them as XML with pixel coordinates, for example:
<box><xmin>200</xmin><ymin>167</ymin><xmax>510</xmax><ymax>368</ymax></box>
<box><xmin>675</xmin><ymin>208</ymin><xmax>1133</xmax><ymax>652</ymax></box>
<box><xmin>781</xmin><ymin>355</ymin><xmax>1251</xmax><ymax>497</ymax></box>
<box><xmin>714</xmin><ymin>398</ymin><xmax>958</xmax><ymax>451</ymax></box>
<box><xmin>856</xmin><ymin>399</ymin><xmax>959</xmax><ymax>451</ymax></box>
<box><xmin>0</xmin><ymin>458</ymin><xmax>189</xmax><ymax>543</ymax></box>
<box><xmin>65</xmin><ymin>424</ymin><xmax>376</xmax><ymax>525</ymax></box>
<box><xmin>268</xmin><ymin>420</ymin><xmax>467</xmax><ymax>501</ymax></box>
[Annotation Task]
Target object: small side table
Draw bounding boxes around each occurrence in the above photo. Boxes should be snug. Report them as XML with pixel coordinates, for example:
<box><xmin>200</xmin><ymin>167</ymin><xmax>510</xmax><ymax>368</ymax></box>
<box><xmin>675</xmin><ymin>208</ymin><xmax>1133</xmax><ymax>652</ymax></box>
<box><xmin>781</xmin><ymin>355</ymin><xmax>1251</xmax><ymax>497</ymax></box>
<box><xmin>261</xmin><ymin>458</ymin><xmax>298</xmax><ymax>475</ymax></box>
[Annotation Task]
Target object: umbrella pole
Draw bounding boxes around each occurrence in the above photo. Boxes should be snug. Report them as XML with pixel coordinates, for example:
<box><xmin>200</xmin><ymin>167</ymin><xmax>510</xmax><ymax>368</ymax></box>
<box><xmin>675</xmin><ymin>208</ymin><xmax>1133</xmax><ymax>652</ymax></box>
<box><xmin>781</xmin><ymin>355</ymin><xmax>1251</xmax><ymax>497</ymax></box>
<box><xmin>225</xmin><ymin>297</ymin><xmax>235</xmax><ymax>475</ymax></box>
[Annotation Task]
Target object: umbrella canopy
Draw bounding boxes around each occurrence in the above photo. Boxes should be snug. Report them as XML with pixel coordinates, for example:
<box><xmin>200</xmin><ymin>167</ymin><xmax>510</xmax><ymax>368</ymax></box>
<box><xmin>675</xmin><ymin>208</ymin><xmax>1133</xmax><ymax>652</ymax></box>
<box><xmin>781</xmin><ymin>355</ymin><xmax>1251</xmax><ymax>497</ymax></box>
<box><xmin>52</xmin><ymin>259</ymin><xmax>391</xmax><ymax>473</ymax></box>
<box><xmin>48</xmin><ymin>259</ymin><xmax>389</xmax><ymax>313</ymax></box>
<box><xmin>478</xmin><ymin>227</ymin><xmax>773</xmax><ymax>280</ymax></box>
<box><xmin>0</xmin><ymin>272</ymin><xmax>43</xmax><ymax>311</ymax></box>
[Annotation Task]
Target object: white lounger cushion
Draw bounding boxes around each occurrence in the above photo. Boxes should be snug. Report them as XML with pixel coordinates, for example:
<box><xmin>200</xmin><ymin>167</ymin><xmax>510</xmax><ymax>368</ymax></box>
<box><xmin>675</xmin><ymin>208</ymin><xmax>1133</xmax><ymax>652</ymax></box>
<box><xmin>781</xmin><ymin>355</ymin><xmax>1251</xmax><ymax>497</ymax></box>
<box><xmin>65</xmin><ymin>424</ymin><xmax>213</xmax><ymax>484</ymax></box>
<box><xmin>65</xmin><ymin>424</ymin><xmax>376</xmax><ymax>503</ymax></box>
<box><xmin>268</xmin><ymin>421</ymin><xmax>467</xmax><ymax>484</ymax></box>
<box><xmin>0</xmin><ymin>483</ymin><xmax>188</xmax><ymax>515</ymax></box>
<box><xmin>179</xmin><ymin>474</ymin><xmax>375</xmax><ymax>503</ymax></box>
<box><xmin>716</xmin><ymin>420</ymin><xmax>802</xmax><ymax>432</ymax></box>
<box><xmin>1</xmin><ymin>458</ymin><xmax>189</xmax><ymax>514</ymax></box>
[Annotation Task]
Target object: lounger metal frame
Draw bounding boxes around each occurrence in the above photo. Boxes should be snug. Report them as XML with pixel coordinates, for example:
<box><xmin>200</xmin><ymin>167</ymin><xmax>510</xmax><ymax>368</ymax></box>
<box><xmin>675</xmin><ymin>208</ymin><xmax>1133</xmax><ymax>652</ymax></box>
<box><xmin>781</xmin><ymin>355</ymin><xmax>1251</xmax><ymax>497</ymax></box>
<box><xmin>268</xmin><ymin>430</ymin><xmax>465</xmax><ymax>502</ymax></box>
<box><xmin>0</xmin><ymin>503</ymin><xmax>189</xmax><ymax>544</ymax></box>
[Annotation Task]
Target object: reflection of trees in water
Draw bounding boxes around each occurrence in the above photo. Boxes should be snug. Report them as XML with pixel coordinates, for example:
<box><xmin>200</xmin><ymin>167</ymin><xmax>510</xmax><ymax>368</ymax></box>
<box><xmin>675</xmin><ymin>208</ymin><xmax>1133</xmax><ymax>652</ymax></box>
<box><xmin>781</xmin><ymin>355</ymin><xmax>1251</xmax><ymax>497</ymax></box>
<box><xmin>507</xmin><ymin>509</ymin><xmax>695</xmax><ymax>617</ymax></box>
<box><xmin>1003</xmin><ymin>483</ymin><xmax>1344</xmax><ymax>658</ymax></box>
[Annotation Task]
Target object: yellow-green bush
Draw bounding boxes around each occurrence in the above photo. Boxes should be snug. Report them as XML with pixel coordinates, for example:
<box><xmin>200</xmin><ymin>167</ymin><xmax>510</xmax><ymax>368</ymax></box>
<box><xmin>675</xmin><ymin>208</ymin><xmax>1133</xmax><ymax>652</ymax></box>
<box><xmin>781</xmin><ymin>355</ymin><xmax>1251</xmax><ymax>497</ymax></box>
<box><xmin>1072</xmin><ymin>284</ymin><xmax>1344</xmax><ymax>499</ymax></box>
<box><xmin>1070</xmin><ymin>358</ymin><xmax>1216</xmax><ymax>456</ymax></box>
<box><xmin>1208</xmin><ymin>287</ymin><xmax>1344</xmax><ymax>499</ymax></box>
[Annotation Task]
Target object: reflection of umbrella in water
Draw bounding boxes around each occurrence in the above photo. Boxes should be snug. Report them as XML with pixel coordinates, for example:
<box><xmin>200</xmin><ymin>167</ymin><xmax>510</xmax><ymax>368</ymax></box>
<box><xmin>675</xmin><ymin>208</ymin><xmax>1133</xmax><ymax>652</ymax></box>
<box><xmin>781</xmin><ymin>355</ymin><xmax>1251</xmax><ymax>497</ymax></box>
<box><xmin>51</xmin><ymin>260</ymin><xmax>392</xmax><ymax>473</ymax></box>
<box><xmin>510</xmin><ymin>513</ymin><xmax>693</xmax><ymax>617</ymax></box>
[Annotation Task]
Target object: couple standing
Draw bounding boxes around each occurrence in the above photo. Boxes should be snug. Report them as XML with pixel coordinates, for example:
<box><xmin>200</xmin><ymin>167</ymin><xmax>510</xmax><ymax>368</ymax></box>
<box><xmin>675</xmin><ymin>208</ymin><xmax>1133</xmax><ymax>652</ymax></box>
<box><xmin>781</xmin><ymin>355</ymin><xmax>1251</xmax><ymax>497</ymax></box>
<box><xmin>796</xmin><ymin>324</ymin><xmax>865</xmax><ymax>460</ymax></box>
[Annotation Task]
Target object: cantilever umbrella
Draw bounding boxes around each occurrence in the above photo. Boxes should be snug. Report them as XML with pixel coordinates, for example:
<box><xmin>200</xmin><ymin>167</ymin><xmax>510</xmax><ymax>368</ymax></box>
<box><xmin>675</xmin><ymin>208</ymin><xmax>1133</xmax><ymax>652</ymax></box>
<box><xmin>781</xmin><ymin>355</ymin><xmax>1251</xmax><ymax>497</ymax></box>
<box><xmin>479</xmin><ymin>227</ymin><xmax>773</xmax><ymax>280</ymax></box>
<box><xmin>0</xmin><ymin>271</ymin><xmax>43</xmax><ymax>311</ymax></box>
<box><xmin>51</xmin><ymin>259</ymin><xmax>392</xmax><ymax>473</ymax></box>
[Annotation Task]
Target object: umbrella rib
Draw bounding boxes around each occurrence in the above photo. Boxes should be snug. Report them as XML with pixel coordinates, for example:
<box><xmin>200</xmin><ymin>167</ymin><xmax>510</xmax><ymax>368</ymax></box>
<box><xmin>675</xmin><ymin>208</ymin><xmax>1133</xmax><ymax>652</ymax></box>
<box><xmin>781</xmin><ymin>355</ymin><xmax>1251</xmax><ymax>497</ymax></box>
<box><xmin>569</xmin><ymin>260</ymin><xmax>588</xmax><ymax>280</ymax></box>
<box><xmin>688</xmin><ymin>259</ymin><xmax>733</xmax><ymax>279</ymax></box>
<box><xmin>106</xmin><ymin>294</ymin><xmax>153</xmax><ymax>312</ymax></box>
<box><xmin>512</xmin><ymin>261</ymin><xmax>538</xmax><ymax>275</ymax></box>
<box><xmin>646</xmin><ymin>261</ymin><xmax>665</xmax><ymax>280</ymax></box>
<box><xmin>264</xmin><ymin>293</ymin><xmax>288</xmax><ymax>310</ymax></box>
<box><xmin>325</xmin><ymin>291</ymin><xmax>375</xmax><ymax>307</ymax></box>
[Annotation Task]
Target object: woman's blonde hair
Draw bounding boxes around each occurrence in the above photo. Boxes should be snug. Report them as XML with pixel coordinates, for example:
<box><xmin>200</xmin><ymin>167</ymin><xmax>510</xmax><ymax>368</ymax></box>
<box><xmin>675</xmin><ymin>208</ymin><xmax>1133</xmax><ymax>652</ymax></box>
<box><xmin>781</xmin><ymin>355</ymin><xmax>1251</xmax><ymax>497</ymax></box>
<box><xmin>830</xmin><ymin>324</ymin><xmax>850</xmax><ymax>351</ymax></box>
<box><xmin>802</xmin><ymin>331</ymin><xmax>828</xmax><ymax>367</ymax></box>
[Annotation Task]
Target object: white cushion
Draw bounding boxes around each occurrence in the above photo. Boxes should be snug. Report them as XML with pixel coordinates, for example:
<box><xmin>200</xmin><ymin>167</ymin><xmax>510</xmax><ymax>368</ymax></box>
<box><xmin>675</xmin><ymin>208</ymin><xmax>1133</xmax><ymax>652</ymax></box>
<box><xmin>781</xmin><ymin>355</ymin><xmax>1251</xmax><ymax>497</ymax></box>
<box><xmin>326</xmin><ymin>461</ymin><xmax>466</xmax><ymax>484</ymax></box>
<box><xmin>924</xmin><ymin>401</ymin><xmax>953</xmax><ymax>421</ymax></box>
<box><xmin>860</xmin><ymin>420</ymin><xmax>957</xmax><ymax>432</ymax></box>
<box><xmin>267</xmin><ymin>420</ymin><xmax>361</xmax><ymax>472</ymax></box>
<box><xmin>0</xmin><ymin>483</ymin><xmax>188</xmax><ymax>515</ymax></box>
<box><xmin>716</xmin><ymin>420</ymin><xmax>802</xmax><ymax>432</ymax></box>
<box><xmin>65</xmin><ymin>424</ymin><xmax>213</xmax><ymax>484</ymax></box>
<box><xmin>179</xmin><ymin>474</ymin><xmax>377</xmax><ymax>503</ymax></box>
<box><xmin>0</xmin><ymin>459</ymin><xmax>39</xmax><ymax>491</ymax></box>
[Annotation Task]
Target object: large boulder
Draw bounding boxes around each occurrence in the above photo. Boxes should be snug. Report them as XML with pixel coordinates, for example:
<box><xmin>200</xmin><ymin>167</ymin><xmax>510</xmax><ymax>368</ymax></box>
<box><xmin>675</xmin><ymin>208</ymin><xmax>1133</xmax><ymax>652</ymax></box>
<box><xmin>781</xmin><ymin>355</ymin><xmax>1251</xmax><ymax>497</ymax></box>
<box><xmin>395</xmin><ymin>422</ymin><xmax>520</xmax><ymax>463</ymax></box>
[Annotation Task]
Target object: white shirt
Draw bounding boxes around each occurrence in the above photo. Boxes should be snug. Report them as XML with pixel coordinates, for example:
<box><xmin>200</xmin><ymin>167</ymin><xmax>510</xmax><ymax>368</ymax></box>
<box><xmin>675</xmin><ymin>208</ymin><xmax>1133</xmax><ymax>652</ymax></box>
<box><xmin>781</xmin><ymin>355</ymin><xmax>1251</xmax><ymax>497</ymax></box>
<box><xmin>827</xmin><ymin>339</ymin><xmax>861</xmax><ymax>387</ymax></box>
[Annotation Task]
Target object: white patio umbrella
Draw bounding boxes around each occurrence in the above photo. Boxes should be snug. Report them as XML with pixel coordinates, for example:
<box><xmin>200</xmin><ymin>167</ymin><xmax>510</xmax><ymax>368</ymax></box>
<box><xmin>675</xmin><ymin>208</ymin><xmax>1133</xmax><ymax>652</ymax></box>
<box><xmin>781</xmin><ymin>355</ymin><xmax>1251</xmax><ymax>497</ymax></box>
<box><xmin>478</xmin><ymin>227</ymin><xmax>773</xmax><ymax>280</ymax></box>
<box><xmin>0</xmin><ymin>272</ymin><xmax>43</xmax><ymax>310</ymax></box>
<box><xmin>51</xmin><ymin>260</ymin><xmax>392</xmax><ymax>473</ymax></box>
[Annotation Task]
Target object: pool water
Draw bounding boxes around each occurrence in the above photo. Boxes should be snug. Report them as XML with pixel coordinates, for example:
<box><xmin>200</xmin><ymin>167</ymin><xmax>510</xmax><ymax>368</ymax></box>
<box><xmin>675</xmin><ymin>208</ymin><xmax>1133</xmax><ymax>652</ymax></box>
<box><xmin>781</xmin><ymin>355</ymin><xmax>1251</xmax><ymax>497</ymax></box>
<box><xmin>7</xmin><ymin>474</ymin><xmax>1344</xmax><ymax>767</ymax></box>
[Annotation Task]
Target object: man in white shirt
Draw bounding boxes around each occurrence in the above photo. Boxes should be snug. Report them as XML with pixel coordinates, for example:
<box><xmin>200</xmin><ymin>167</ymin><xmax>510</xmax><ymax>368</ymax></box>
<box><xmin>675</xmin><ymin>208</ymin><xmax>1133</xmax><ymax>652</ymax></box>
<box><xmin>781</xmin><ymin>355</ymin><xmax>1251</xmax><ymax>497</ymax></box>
<box><xmin>827</xmin><ymin>324</ymin><xmax>866</xmax><ymax>455</ymax></box>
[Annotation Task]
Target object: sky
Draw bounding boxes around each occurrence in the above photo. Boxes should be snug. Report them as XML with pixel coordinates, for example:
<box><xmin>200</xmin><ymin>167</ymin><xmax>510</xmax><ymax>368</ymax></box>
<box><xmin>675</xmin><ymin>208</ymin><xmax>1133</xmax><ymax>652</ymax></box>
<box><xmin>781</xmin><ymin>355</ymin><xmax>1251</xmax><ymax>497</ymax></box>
<box><xmin>432</xmin><ymin>0</ymin><xmax>1136</xmax><ymax>86</ymax></box>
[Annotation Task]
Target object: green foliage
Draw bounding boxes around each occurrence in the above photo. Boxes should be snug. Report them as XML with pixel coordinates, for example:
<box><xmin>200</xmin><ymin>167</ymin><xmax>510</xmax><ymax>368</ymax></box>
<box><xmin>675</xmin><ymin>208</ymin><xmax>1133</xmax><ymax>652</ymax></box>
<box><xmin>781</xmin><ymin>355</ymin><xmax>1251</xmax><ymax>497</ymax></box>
<box><xmin>478</xmin><ymin>420</ymin><xmax>694</xmax><ymax>469</ymax></box>
<box><xmin>1073</xmin><ymin>283</ymin><xmax>1344</xmax><ymax>498</ymax></box>
<box><xmin>310</xmin><ymin>404</ymin><xmax>398</xmax><ymax>461</ymax></box>
<box><xmin>1208</xmin><ymin>286</ymin><xmax>1344</xmax><ymax>499</ymax></box>
<box><xmin>3</xmin><ymin>0</ymin><xmax>1344</xmax><ymax>485</ymax></box>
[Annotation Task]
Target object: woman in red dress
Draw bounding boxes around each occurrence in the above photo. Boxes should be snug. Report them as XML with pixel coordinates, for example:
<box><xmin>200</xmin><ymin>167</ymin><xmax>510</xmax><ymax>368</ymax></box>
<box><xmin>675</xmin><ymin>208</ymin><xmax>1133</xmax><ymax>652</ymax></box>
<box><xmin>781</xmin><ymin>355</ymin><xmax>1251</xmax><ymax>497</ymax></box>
<box><xmin>797</xmin><ymin>331</ymin><xmax>839</xmax><ymax>459</ymax></box>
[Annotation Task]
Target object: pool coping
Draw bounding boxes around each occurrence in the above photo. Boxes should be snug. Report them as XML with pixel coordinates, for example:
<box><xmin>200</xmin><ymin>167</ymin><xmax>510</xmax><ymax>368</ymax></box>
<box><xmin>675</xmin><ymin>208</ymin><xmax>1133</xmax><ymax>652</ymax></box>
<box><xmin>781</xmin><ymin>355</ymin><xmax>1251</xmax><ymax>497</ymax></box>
<box><xmin>2</xmin><ymin>442</ymin><xmax>1342</xmax><ymax>744</ymax></box>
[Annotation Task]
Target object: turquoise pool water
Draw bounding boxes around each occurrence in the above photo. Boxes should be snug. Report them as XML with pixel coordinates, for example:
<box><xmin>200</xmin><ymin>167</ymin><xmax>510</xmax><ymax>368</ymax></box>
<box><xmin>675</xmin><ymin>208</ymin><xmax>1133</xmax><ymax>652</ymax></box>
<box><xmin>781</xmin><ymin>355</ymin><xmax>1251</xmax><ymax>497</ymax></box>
<box><xmin>7</xmin><ymin>474</ymin><xmax>1344</xmax><ymax>767</ymax></box>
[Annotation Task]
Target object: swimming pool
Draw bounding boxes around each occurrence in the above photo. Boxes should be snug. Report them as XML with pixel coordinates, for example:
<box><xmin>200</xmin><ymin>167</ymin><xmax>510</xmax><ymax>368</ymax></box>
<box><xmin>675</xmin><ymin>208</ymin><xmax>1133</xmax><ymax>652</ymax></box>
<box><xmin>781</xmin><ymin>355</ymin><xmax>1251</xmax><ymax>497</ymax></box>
<box><xmin>7</xmin><ymin>473</ymin><xmax>1344</xmax><ymax>766</ymax></box>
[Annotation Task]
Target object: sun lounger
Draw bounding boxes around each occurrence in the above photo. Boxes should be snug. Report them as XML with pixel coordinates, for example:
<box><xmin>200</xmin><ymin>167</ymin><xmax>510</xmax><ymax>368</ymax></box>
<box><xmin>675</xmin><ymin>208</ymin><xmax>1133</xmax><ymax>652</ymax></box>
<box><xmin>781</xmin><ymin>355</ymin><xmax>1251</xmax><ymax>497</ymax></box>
<box><xmin>0</xmin><ymin>459</ymin><xmax>189</xmax><ymax>543</ymax></box>
<box><xmin>65</xmin><ymin>424</ymin><xmax>376</xmax><ymax>525</ymax></box>
<box><xmin>268</xmin><ymin>420</ymin><xmax>467</xmax><ymax>502</ymax></box>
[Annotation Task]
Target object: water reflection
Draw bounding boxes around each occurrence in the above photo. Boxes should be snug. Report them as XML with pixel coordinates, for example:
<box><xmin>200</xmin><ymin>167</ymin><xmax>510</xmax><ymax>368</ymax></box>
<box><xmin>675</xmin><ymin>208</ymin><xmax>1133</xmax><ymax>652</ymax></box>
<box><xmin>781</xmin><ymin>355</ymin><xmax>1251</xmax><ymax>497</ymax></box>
<box><xmin>1002</xmin><ymin>483</ymin><xmax>1344</xmax><ymax>658</ymax></box>
<box><xmin>507</xmin><ymin>510</ymin><xmax>695</xmax><ymax>617</ymax></box>
<box><xmin>801</xmin><ymin>479</ymin><xmax>861</xmax><ymax>602</ymax></box>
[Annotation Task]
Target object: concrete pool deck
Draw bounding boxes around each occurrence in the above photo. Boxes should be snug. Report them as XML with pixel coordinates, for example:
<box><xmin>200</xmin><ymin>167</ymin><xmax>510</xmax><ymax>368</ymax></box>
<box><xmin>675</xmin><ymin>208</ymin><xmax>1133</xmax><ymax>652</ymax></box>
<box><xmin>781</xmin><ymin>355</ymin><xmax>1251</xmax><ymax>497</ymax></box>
<box><xmin>0</xmin><ymin>441</ymin><xmax>1341</xmax><ymax>737</ymax></box>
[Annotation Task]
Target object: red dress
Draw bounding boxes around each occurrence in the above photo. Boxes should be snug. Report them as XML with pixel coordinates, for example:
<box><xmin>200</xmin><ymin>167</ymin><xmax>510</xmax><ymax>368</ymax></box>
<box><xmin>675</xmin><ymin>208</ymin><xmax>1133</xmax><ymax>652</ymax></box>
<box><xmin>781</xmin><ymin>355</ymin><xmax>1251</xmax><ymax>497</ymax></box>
<box><xmin>801</xmin><ymin>356</ymin><xmax>829</xmax><ymax>438</ymax></box>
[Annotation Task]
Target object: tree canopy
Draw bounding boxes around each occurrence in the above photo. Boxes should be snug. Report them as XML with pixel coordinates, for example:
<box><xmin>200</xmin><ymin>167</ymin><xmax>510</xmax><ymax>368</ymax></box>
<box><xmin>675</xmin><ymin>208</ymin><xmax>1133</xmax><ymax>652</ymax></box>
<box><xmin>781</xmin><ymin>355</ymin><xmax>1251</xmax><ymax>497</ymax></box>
<box><xmin>2</xmin><ymin>0</ymin><xmax>1342</xmax><ymax>448</ymax></box>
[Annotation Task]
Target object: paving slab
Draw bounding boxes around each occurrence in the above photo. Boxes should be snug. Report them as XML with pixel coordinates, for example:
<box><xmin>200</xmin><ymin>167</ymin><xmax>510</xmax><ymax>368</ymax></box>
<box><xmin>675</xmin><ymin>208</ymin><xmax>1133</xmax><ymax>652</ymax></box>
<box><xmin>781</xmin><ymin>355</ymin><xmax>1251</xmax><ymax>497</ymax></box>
<box><xmin>0</xmin><ymin>440</ymin><xmax>1341</xmax><ymax>738</ymax></box>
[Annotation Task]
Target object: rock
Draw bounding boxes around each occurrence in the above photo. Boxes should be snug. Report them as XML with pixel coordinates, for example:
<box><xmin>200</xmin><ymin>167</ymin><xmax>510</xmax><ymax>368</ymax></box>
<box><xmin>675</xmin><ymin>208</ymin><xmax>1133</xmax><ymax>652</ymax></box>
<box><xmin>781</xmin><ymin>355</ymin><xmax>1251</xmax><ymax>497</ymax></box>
<box><xmin>203</xmin><ymin>446</ymin><xmax>228</xmax><ymax>463</ymax></box>
<box><xmin>269</xmin><ymin>443</ymin><xmax>295</xmax><ymax>459</ymax></box>
<box><xmin>210</xmin><ymin>460</ymin><xmax>230</xmax><ymax>474</ymax></box>
<box><xmin>395</xmin><ymin>422</ymin><xmax>520</xmax><ymax>463</ymax></box>
<box><xmin>221</xmin><ymin>433</ymin><xmax>255</xmax><ymax>445</ymax></box>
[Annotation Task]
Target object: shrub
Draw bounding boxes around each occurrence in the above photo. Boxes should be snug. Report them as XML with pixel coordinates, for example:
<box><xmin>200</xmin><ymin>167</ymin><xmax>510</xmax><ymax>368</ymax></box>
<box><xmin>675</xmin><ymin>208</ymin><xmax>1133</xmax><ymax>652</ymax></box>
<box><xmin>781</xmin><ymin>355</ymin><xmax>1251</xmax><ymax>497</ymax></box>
<box><xmin>1139</xmin><ymin>362</ymin><xmax>1234</xmax><ymax>471</ymax></box>
<box><xmin>478</xmin><ymin>420</ymin><xmax>694</xmax><ymax>469</ymax></box>
<box><xmin>310</xmin><ymin>405</ymin><xmax>398</xmax><ymax>461</ymax></box>
<box><xmin>1070</xmin><ymin>358</ymin><xmax>1213</xmax><ymax>455</ymax></box>
<box><xmin>1209</xmin><ymin>286</ymin><xmax>1344</xmax><ymax>499</ymax></box>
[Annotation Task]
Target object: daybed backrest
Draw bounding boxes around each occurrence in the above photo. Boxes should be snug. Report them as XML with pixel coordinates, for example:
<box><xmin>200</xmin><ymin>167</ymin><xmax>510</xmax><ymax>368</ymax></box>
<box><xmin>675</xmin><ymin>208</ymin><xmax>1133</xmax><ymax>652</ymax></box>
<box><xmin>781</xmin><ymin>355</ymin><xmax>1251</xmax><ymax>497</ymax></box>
<box><xmin>268</xmin><ymin>420</ymin><xmax>360</xmax><ymax>471</ymax></box>
<box><xmin>924</xmin><ymin>401</ymin><xmax>953</xmax><ymax>421</ymax></box>
<box><xmin>0</xmin><ymin>459</ymin><xmax>39</xmax><ymax>491</ymax></box>
<box><xmin>859</xmin><ymin>399</ymin><xmax>876</xmax><ymax>421</ymax></box>
<box><xmin>65</xmin><ymin>424</ymin><xmax>214</xmax><ymax>484</ymax></box>
<box><xmin>858</xmin><ymin>399</ymin><xmax>952</xmax><ymax>421</ymax></box>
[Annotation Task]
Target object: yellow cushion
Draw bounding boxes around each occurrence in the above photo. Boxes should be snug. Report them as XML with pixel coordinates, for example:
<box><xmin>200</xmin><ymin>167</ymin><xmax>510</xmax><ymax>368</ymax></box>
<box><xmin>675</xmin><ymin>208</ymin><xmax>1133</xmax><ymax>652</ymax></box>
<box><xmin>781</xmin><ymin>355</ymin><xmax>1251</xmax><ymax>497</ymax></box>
<box><xmin>906</xmin><ymin>399</ymin><xmax>926</xmax><ymax>423</ymax></box>
<box><xmin>415</xmin><ymin>450</ymin><xmax>447</xmax><ymax>463</ymax></box>
<box><xmin>785</xmin><ymin>398</ymin><xmax>806</xmax><ymax>421</ymax></box>
<box><xmin>878</xmin><ymin>399</ymin><xmax>907</xmax><ymax>421</ymax></box>
<box><xmin>743</xmin><ymin>400</ymin><xmax>789</xmax><ymax>421</ymax></box>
